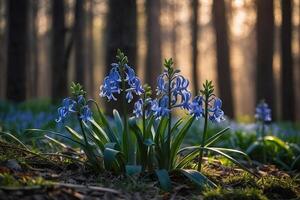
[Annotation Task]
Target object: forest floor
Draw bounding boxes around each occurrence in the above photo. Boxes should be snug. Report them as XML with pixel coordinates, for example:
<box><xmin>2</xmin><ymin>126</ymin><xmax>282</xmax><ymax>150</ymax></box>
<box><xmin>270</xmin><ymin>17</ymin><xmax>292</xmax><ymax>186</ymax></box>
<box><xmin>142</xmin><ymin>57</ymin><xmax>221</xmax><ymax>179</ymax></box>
<box><xmin>0</xmin><ymin>141</ymin><xmax>299</xmax><ymax>200</ymax></box>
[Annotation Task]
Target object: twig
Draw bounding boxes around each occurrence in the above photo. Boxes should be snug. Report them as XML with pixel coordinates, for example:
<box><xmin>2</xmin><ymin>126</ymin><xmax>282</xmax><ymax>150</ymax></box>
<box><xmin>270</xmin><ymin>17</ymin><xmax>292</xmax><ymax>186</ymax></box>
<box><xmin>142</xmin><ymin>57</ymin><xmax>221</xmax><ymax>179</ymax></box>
<box><xmin>54</xmin><ymin>183</ymin><xmax>120</xmax><ymax>194</ymax></box>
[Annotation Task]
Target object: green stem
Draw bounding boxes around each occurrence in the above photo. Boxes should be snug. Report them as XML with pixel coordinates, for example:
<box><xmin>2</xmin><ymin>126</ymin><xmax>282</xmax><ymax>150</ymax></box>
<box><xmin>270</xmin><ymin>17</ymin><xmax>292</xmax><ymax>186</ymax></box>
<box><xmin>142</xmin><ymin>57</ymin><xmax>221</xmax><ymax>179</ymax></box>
<box><xmin>198</xmin><ymin>94</ymin><xmax>209</xmax><ymax>171</ymax></box>
<box><xmin>166</xmin><ymin>76</ymin><xmax>172</xmax><ymax>170</ymax></box>
<box><xmin>142</xmin><ymin>94</ymin><xmax>147</xmax><ymax>170</ymax></box>
<box><xmin>78</xmin><ymin>115</ymin><xmax>88</xmax><ymax>148</ymax></box>
<box><xmin>120</xmin><ymin>64</ymin><xmax>129</xmax><ymax>163</ymax></box>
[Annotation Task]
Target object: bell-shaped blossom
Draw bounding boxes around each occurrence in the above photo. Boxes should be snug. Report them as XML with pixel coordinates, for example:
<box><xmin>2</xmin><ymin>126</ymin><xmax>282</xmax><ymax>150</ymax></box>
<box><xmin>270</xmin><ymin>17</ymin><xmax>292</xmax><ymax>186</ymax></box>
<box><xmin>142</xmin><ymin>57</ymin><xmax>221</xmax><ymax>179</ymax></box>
<box><xmin>209</xmin><ymin>98</ymin><xmax>224</xmax><ymax>123</ymax></box>
<box><xmin>80</xmin><ymin>106</ymin><xmax>93</xmax><ymax>122</ymax></box>
<box><xmin>100</xmin><ymin>63</ymin><xmax>144</xmax><ymax>103</ymax></box>
<box><xmin>189</xmin><ymin>96</ymin><xmax>204</xmax><ymax>119</ymax></box>
<box><xmin>151</xmin><ymin>96</ymin><xmax>170</xmax><ymax>119</ymax></box>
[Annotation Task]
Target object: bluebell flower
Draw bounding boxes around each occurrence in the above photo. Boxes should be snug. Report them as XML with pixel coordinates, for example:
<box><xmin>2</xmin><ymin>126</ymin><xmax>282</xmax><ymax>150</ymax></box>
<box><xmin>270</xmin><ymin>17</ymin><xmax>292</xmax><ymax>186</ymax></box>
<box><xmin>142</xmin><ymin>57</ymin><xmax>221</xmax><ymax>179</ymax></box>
<box><xmin>55</xmin><ymin>107</ymin><xmax>69</xmax><ymax>123</ymax></box>
<box><xmin>126</xmin><ymin>91</ymin><xmax>133</xmax><ymax>103</ymax></box>
<box><xmin>56</xmin><ymin>95</ymin><xmax>93</xmax><ymax>123</ymax></box>
<box><xmin>62</xmin><ymin>97</ymin><xmax>77</xmax><ymax>112</ymax></box>
<box><xmin>189</xmin><ymin>96</ymin><xmax>204</xmax><ymax>119</ymax></box>
<box><xmin>100</xmin><ymin>63</ymin><xmax>144</xmax><ymax>102</ymax></box>
<box><xmin>255</xmin><ymin>101</ymin><xmax>271</xmax><ymax>122</ymax></box>
<box><xmin>209</xmin><ymin>98</ymin><xmax>224</xmax><ymax>123</ymax></box>
<box><xmin>133</xmin><ymin>99</ymin><xmax>143</xmax><ymax>118</ymax></box>
<box><xmin>80</xmin><ymin>106</ymin><xmax>93</xmax><ymax>122</ymax></box>
<box><xmin>151</xmin><ymin>96</ymin><xmax>170</xmax><ymax>119</ymax></box>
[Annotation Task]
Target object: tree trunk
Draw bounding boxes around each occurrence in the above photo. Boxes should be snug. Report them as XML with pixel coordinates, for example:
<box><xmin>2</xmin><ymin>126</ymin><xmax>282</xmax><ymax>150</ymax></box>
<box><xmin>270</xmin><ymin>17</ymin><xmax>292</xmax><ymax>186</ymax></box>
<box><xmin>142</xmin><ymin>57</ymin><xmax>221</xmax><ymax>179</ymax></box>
<box><xmin>212</xmin><ymin>0</ymin><xmax>234</xmax><ymax>118</ymax></box>
<box><xmin>51</xmin><ymin>0</ymin><xmax>67</xmax><ymax>101</ymax></box>
<box><xmin>145</xmin><ymin>0</ymin><xmax>162</xmax><ymax>91</ymax></box>
<box><xmin>74</xmin><ymin>0</ymin><xmax>85</xmax><ymax>86</ymax></box>
<box><xmin>191</xmin><ymin>0</ymin><xmax>200</xmax><ymax>96</ymax></box>
<box><xmin>27</xmin><ymin>0</ymin><xmax>39</xmax><ymax>98</ymax></box>
<box><xmin>280</xmin><ymin>0</ymin><xmax>294</xmax><ymax>121</ymax></box>
<box><xmin>6</xmin><ymin>0</ymin><xmax>29</xmax><ymax>102</ymax></box>
<box><xmin>105</xmin><ymin>0</ymin><xmax>137</xmax><ymax>115</ymax></box>
<box><xmin>0</xmin><ymin>0</ymin><xmax>6</xmax><ymax>99</ymax></box>
<box><xmin>85</xmin><ymin>0</ymin><xmax>94</xmax><ymax>98</ymax></box>
<box><xmin>256</xmin><ymin>0</ymin><xmax>276</xmax><ymax>119</ymax></box>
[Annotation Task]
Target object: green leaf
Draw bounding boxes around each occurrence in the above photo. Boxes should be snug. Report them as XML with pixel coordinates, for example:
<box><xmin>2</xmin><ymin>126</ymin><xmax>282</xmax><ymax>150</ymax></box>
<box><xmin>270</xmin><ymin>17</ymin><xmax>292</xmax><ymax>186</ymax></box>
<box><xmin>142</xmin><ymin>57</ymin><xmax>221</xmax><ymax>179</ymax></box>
<box><xmin>264</xmin><ymin>136</ymin><xmax>291</xmax><ymax>153</ymax></box>
<box><xmin>170</xmin><ymin>116</ymin><xmax>195</xmax><ymax>168</ymax></box>
<box><xmin>203</xmin><ymin>147</ymin><xmax>259</xmax><ymax>178</ymax></box>
<box><xmin>176</xmin><ymin>148</ymin><xmax>199</xmax><ymax>169</ymax></box>
<box><xmin>125</xmin><ymin>165</ymin><xmax>142</xmax><ymax>176</ymax></box>
<box><xmin>178</xmin><ymin>169</ymin><xmax>217</xmax><ymax>189</ymax></box>
<box><xmin>211</xmin><ymin>147</ymin><xmax>252</xmax><ymax>163</ymax></box>
<box><xmin>65</xmin><ymin>126</ymin><xmax>83</xmax><ymax>141</ymax></box>
<box><xmin>246</xmin><ymin>141</ymin><xmax>261</xmax><ymax>155</ymax></box>
<box><xmin>205</xmin><ymin>127</ymin><xmax>230</xmax><ymax>147</ymax></box>
<box><xmin>155</xmin><ymin>169</ymin><xmax>172</xmax><ymax>192</ymax></box>
<box><xmin>113</xmin><ymin>109</ymin><xmax>123</xmax><ymax>137</ymax></box>
<box><xmin>0</xmin><ymin>131</ymin><xmax>30</xmax><ymax>150</ymax></box>
<box><xmin>103</xmin><ymin>148</ymin><xmax>125</xmax><ymax>172</ymax></box>
<box><xmin>90</xmin><ymin>119</ymin><xmax>119</xmax><ymax>145</ymax></box>
<box><xmin>27</xmin><ymin>129</ymin><xmax>84</xmax><ymax>147</ymax></box>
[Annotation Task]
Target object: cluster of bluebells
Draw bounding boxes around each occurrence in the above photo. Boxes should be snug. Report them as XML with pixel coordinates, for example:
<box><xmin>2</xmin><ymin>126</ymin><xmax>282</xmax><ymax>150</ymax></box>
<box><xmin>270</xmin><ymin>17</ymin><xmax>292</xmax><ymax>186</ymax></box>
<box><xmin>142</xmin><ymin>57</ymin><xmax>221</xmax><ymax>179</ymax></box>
<box><xmin>189</xmin><ymin>96</ymin><xmax>224</xmax><ymax>123</ymax></box>
<box><xmin>132</xmin><ymin>68</ymin><xmax>225</xmax><ymax>123</ymax></box>
<box><xmin>100</xmin><ymin>63</ymin><xmax>144</xmax><ymax>103</ymax></box>
<box><xmin>255</xmin><ymin>101</ymin><xmax>271</xmax><ymax>122</ymax></box>
<box><xmin>56</xmin><ymin>95</ymin><xmax>92</xmax><ymax>123</ymax></box>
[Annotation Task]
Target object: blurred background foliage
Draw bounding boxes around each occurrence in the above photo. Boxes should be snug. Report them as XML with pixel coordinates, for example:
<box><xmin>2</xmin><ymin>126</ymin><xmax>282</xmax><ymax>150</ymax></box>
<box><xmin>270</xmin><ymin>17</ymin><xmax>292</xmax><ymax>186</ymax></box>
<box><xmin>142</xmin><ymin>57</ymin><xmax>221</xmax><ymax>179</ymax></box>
<box><xmin>0</xmin><ymin>0</ymin><xmax>299</xmax><ymax>122</ymax></box>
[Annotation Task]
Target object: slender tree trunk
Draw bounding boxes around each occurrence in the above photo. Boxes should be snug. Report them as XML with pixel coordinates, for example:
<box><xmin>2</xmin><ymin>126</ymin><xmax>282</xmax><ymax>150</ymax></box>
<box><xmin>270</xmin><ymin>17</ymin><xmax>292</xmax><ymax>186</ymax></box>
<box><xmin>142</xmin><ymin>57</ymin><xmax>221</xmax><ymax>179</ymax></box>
<box><xmin>145</xmin><ymin>0</ymin><xmax>162</xmax><ymax>91</ymax></box>
<box><xmin>51</xmin><ymin>0</ymin><xmax>67</xmax><ymax>101</ymax></box>
<box><xmin>170</xmin><ymin>0</ymin><xmax>177</xmax><ymax>63</ymax></box>
<box><xmin>256</xmin><ymin>0</ymin><xmax>276</xmax><ymax>118</ymax></box>
<box><xmin>212</xmin><ymin>0</ymin><xmax>234</xmax><ymax>118</ymax></box>
<box><xmin>105</xmin><ymin>0</ymin><xmax>137</xmax><ymax>115</ymax></box>
<box><xmin>6</xmin><ymin>0</ymin><xmax>29</xmax><ymax>102</ymax></box>
<box><xmin>74</xmin><ymin>0</ymin><xmax>85</xmax><ymax>86</ymax></box>
<box><xmin>85</xmin><ymin>0</ymin><xmax>94</xmax><ymax>98</ymax></box>
<box><xmin>0</xmin><ymin>0</ymin><xmax>6</xmax><ymax>99</ymax></box>
<box><xmin>280</xmin><ymin>0</ymin><xmax>294</xmax><ymax>121</ymax></box>
<box><xmin>28</xmin><ymin>0</ymin><xmax>39</xmax><ymax>98</ymax></box>
<box><xmin>191</xmin><ymin>0</ymin><xmax>200</xmax><ymax>95</ymax></box>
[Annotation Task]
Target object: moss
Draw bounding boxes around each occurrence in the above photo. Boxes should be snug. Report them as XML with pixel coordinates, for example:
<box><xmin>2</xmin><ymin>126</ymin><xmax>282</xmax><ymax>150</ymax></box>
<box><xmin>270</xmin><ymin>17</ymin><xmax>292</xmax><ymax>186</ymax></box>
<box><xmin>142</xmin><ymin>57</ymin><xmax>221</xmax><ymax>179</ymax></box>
<box><xmin>222</xmin><ymin>172</ymin><xmax>258</xmax><ymax>188</ymax></box>
<box><xmin>258</xmin><ymin>176</ymin><xmax>298</xmax><ymax>199</ymax></box>
<box><xmin>203</xmin><ymin>187</ymin><xmax>268</xmax><ymax>200</ymax></box>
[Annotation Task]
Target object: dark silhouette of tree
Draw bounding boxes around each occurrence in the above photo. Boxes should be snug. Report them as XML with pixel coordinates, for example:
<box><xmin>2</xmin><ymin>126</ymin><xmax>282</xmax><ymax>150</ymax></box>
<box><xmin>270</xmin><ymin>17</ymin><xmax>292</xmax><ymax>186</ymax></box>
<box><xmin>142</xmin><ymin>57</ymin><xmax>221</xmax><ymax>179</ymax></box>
<box><xmin>256</xmin><ymin>0</ymin><xmax>276</xmax><ymax>118</ymax></box>
<box><xmin>191</xmin><ymin>0</ymin><xmax>199</xmax><ymax>95</ymax></box>
<box><xmin>280</xmin><ymin>0</ymin><xmax>294</xmax><ymax>121</ymax></box>
<box><xmin>28</xmin><ymin>0</ymin><xmax>39</xmax><ymax>98</ymax></box>
<box><xmin>145</xmin><ymin>0</ymin><xmax>162</xmax><ymax>91</ymax></box>
<box><xmin>51</xmin><ymin>0</ymin><xmax>67</xmax><ymax>100</ymax></box>
<box><xmin>105</xmin><ymin>0</ymin><xmax>137</xmax><ymax>115</ymax></box>
<box><xmin>212</xmin><ymin>0</ymin><xmax>234</xmax><ymax>118</ymax></box>
<box><xmin>85</xmin><ymin>0</ymin><xmax>94</xmax><ymax>97</ymax></box>
<box><xmin>0</xmin><ymin>0</ymin><xmax>6</xmax><ymax>99</ymax></box>
<box><xmin>74</xmin><ymin>0</ymin><xmax>85</xmax><ymax>86</ymax></box>
<box><xmin>6</xmin><ymin>0</ymin><xmax>29</xmax><ymax>102</ymax></box>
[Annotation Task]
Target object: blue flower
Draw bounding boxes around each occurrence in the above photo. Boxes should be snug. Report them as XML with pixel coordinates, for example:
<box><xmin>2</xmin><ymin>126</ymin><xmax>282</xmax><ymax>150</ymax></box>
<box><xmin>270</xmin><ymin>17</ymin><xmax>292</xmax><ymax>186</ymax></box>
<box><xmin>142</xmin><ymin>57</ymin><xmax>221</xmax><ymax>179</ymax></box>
<box><xmin>56</xmin><ymin>95</ymin><xmax>93</xmax><ymax>123</ymax></box>
<box><xmin>62</xmin><ymin>97</ymin><xmax>77</xmax><ymax>112</ymax></box>
<box><xmin>151</xmin><ymin>96</ymin><xmax>170</xmax><ymax>119</ymax></box>
<box><xmin>55</xmin><ymin>107</ymin><xmax>69</xmax><ymax>123</ymax></box>
<box><xmin>126</xmin><ymin>91</ymin><xmax>133</xmax><ymax>103</ymax></box>
<box><xmin>133</xmin><ymin>99</ymin><xmax>143</xmax><ymax>118</ymax></box>
<box><xmin>209</xmin><ymin>98</ymin><xmax>224</xmax><ymax>123</ymax></box>
<box><xmin>80</xmin><ymin>106</ymin><xmax>93</xmax><ymax>122</ymax></box>
<box><xmin>189</xmin><ymin>96</ymin><xmax>204</xmax><ymax>119</ymax></box>
<box><xmin>155</xmin><ymin>72</ymin><xmax>191</xmax><ymax>111</ymax></box>
<box><xmin>100</xmin><ymin>63</ymin><xmax>144</xmax><ymax>102</ymax></box>
<box><xmin>255</xmin><ymin>101</ymin><xmax>271</xmax><ymax>122</ymax></box>
<box><xmin>99</xmin><ymin>75</ymin><xmax>121</xmax><ymax>101</ymax></box>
